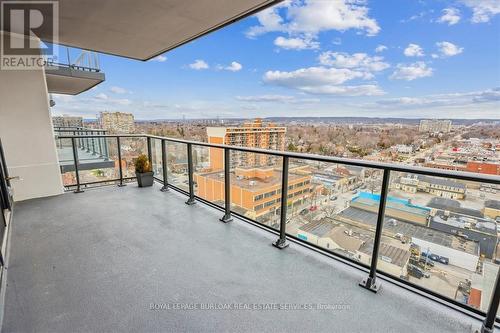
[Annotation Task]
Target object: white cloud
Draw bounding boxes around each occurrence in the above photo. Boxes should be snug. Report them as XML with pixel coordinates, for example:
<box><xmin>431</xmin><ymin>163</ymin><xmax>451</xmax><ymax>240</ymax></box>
<box><xmin>461</xmin><ymin>0</ymin><xmax>500</xmax><ymax>23</ymax></box>
<box><xmin>110</xmin><ymin>86</ymin><xmax>129</xmax><ymax>94</ymax></box>
<box><xmin>217</xmin><ymin>61</ymin><xmax>243</xmax><ymax>72</ymax></box>
<box><xmin>298</xmin><ymin>84</ymin><xmax>385</xmax><ymax>96</ymax></box>
<box><xmin>437</xmin><ymin>8</ymin><xmax>461</xmax><ymax>25</ymax></box>
<box><xmin>318</xmin><ymin>51</ymin><xmax>390</xmax><ymax>72</ymax></box>
<box><xmin>246</xmin><ymin>3</ymin><xmax>287</xmax><ymax>38</ymax></box>
<box><xmin>246</xmin><ymin>0</ymin><xmax>380</xmax><ymax>48</ymax></box>
<box><xmin>390</xmin><ymin>62</ymin><xmax>433</xmax><ymax>81</ymax></box>
<box><xmin>400</xmin><ymin>11</ymin><xmax>428</xmax><ymax>23</ymax></box>
<box><xmin>404</xmin><ymin>43</ymin><xmax>424</xmax><ymax>57</ymax></box>
<box><xmin>274</xmin><ymin>36</ymin><xmax>319</xmax><ymax>50</ymax></box>
<box><xmin>95</xmin><ymin>93</ymin><xmax>108</xmax><ymax>100</ymax></box>
<box><xmin>114</xmin><ymin>98</ymin><xmax>132</xmax><ymax>106</ymax></box>
<box><xmin>150</xmin><ymin>55</ymin><xmax>167</xmax><ymax>62</ymax></box>
<box><xmin>373</xmin><ymin>88</ymin><xmax>500</xmax><ymax>109</ymax></box>
<box><xmin>236</xmin><ymin>95</ymin><xmax>295</xmax><ymax>102</ymax></box>
<box><xmin>375</xmin><ymin>45</ymin><xmax>387</xmax><ymax>53</ymax></box>
<box><xmin>189</xmin><ymin>59</ymin><xmax>209</xmax><ymax>70</ymax></box>
<box><xmin>436</xmin><ymin>41</ymin><xmax>464</xmax><ymax>57</ymax></box>
<box><xmin>263</xmin><ymin>66</ymin><xmax>384</xmax><ymax>96</ymax></box>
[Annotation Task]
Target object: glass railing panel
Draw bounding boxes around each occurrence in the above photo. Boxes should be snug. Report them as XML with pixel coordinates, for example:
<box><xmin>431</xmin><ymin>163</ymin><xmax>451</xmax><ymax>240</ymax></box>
<box><xmin>229</xmin><ymin>150</ymin><xmax>283</xmax><ymax>230</ymax></box>
<box><xmin>378</xmin><ymin>171</ymin><xmax>499</xmax><ymax>315</ymax></box>
<box><xmin>55</xmin><ymin>137</ymin><xmax>76</xmax><ymax>187</ymax></box>
<box><xmin>166</xmin><ymin>141</ymin><xmax>188</xmax><ymax>192</ymax></box>
<box><xmin>151</xmin><ymin>138</ymin><xmax>163</xmax><ymax>181</ymax></box>
<box><xmin>192</xmin><ymin>144</ymin><xmax>224</xmax><ymax>208</ymax></box>
<box><xmin>74</xmin><ymin>137</ymin><xmax>119</xmax><ymax>184</ymax></box>
<box><xmin>118</xmin><ymin>137</ymin><xmax>147</xmax><ymax>179</ymax></box>
<box><xmin>285</xmin><ymin>158</ymin><xmax>382</xmax><ymax>263</ymax></box>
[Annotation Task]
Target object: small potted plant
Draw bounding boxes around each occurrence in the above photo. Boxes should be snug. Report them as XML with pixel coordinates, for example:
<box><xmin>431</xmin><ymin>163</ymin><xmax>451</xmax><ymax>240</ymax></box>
<box><xmin>134</xmin><ymin>154</ymin><xmax>154</xmax><ymax>187</ymax></box>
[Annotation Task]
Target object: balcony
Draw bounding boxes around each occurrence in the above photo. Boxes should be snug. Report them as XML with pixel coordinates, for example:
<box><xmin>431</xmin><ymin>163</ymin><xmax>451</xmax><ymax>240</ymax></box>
<box><xmin>1</xmin><ymin>183</ymin><xmax>484</xmax><ymax>332</ymax></box>
<box><xmin>54</xmin><ymin>128</ymin><xmax>114</xmax><ymax>173</ymax></box>
<box><xmin>3</xmin><ymin>133</ymin><xmax>498</xmax><ymax>332</ymax></box>
<box><xmin>45</xmin><ymin>49</ymin><xmax>105</xmax><ymax>95</ymax></box>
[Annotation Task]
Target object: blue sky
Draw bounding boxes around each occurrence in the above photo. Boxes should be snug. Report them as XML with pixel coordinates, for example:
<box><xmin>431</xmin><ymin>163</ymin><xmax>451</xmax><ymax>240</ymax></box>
<box><xmin>52</xmin><ymin>0</ymin><xmax>500</xmax><ymax>120</ymax></box>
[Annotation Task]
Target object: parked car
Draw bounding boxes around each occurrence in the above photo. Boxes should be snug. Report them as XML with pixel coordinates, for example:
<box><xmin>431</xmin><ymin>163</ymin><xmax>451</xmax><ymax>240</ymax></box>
<box><xmin>408</xmin><ymin>265</ymin><xmax>424</xmax><ymax>279</ymax></box>
<box><xmin>299</xmin><ymin>208</ymin><xmax>309</xmax><ymax>216</ymax></box>
<box><xmin>438</xmin><ymin>256</ymin><xmax>449</xmax><ymax>265</ymax></box>
<box><xmin>428</xmin><ymin>254</ymin><xmax>440</xmax><ymax>262</ymax></box>
<box><xmin>330</xmin><ymin>196</ymin><xmax>337</xmax><ymax>201</ymax></box>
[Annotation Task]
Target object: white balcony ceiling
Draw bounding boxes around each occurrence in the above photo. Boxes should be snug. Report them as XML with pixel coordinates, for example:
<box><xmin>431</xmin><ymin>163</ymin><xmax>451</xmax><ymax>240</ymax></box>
<box><xmin>0</xmin><ymin>0</ymin><xmax>281</xmax><ymax>60</ymax></box>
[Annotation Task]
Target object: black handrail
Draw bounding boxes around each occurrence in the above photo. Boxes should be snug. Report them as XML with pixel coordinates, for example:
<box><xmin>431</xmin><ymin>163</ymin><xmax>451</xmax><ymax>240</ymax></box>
<box><xmin>57</xmin><ymin>133</ymin><xmax>500</xmax><ymax>185</ymax></box>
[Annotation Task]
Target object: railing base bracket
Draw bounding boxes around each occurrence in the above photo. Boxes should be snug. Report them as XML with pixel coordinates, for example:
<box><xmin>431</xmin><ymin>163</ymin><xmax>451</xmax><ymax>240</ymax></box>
<box><xmin>272</xmin><ymin>239</ymin><xmax>289</xmax><ymax>249</ymax></box>
<box><xmin>480</xmin><ymin>324</ymin><xmax>493</xmax><ymax>333</ymax></box>
<box><xmin>359</xmin><ymin>277</ymin><xmax>381</xmax><ymax>293</ymax></box>
<box><xmin>73</xmin><ymin>189</ymin><xmax>84</xmax><ymax>194</ymax></box>
<box><xmin>160</xmin><ymin>186</ymin><xmax>169</xmax><ymax>192</ymax></box>
<box><xmin>185</xmin><ymin>198</ymin><xmax>196</xmax><ymax>205</ymax></box>
<box><xmin>118</xmin><ymin>184</ymin><xmax>127</xmax><ymax>187</ymax></box>
<box><xmin>220</xmin><ymin>214</ymin><xmax>233</xmax><ymax>223</ymax></box>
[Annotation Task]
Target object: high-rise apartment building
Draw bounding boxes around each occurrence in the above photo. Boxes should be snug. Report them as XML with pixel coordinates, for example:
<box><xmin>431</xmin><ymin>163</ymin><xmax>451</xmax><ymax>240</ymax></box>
<box><xmin>206</xmin><ymin>118</ymin><xmax>286</xmax><ymax>169</ymax></box>
<box><xmin>52</xmin><ymin>115</ymin><xmax>83</xmax><ymax>128</ymax></box>
<box><xmin>98</xmin><ymin>111</ymin><xmax>135</xmax><ymax>133</ymax></box>
<box><xmin>419</xmin><ymin>119</ymin><xmax>452</xmax><ymax>133</ymax></box>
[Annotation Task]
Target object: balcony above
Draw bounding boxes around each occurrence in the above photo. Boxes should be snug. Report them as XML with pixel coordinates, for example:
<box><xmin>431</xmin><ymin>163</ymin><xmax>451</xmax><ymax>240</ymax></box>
<box><xmin>0</xmin><ymin>0</ymin><xmax>282</xmax><ymax>60</ymax></box>
<box><xmin>2</xmin><ymin>184</ymin><xmax>483</xmax><ymax>332</ymax></box>
<box><xmin>45</xmin><ymin>50</ymin><xmax>105</xmax><ymax>95</ymax></box>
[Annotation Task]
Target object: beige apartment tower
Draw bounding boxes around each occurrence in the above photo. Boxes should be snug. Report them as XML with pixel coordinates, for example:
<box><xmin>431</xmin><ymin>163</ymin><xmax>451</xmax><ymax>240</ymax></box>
<box><xmin>98</xmin><ymin>111</ymin><xmax>135</xmax><ymax>133</ymax></box>
<box><xmin>419</xmin><ymin>119</ymin><xmax>452</xmax><ymax>133</ymax></box>
<box><xmin>207</xmin><ymin>118</ymin><xmax>286</xmax><ymax>169</ymax></box>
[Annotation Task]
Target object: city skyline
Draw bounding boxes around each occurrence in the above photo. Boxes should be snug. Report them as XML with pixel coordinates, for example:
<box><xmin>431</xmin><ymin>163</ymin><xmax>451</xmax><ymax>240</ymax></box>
<box><xmin>51</xmin><ymin>0</ymin><xmax>500</xmax><ymax>120</ymax></box>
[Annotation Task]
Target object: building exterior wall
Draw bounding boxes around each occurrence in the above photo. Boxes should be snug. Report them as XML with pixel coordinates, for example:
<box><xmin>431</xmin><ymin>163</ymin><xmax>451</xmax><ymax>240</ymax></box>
<box><xmin>207</xmin><ymin>119</ymin><xmax>286</xmax><ymax>168</ymax></box>
<box><xmin>350</xmin><ymin>200</ymin><xmax>428</xmax><ymax>225</ymax></box>
<box><xmin>357</xmin><ymin>251</ymin><xmax>405</xmax><ymax>277</ymax></box>
<box><xmin>52</xmin><ymin>116</ymin><xmax>83</xmax><ymax>128</ymax></box>
<box><xmin>484</xmin><ymin>207</ymin><xmax>500</xmax><ymax>219</ymax></box>
<box><xmin>0</xmin><ymin>33</ymin><xmax>64</xmax><ymax>201</ymax></box>
<box><xmin>207</xmin><ymin>136</ymin><xmax>224</xmax><ymax>170</ymax></box>
<box><xmin>411</xmin><ymin>237</ymin><xmax>479</xmax><ymax>271</ymax></box>
<box><xmin>98</xmin><ymin>111</ymin><xmax>134</xmax><ymax>133</ymax></box>
<box><xmin>195</xmin><ymin>171</ymin><xmax>311</xmax><ymax>220</ymax></box>
<box><xmin>466</xmin><ymin>161</ymin><xmax>500</xmax><ymax>175</ymax></box>
<box><xmin>419</xmin><ymin>119</ymin><xmax>452</xmax><ymax>133</ymax></box>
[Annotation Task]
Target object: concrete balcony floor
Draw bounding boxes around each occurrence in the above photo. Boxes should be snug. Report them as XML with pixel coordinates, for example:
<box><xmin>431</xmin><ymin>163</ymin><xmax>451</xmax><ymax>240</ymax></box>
<box><xmin>1</xmin><ymin>184</ymin><xmax>484</xmax><ymax>332</ymax></box>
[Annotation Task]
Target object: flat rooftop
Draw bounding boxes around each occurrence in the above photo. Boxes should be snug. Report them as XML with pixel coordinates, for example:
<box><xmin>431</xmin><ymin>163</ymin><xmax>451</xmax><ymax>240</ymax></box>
<box><xmin>338</xmin><ymin>206</ymin><xmax>479</xmax><ymax>255</ymax></box>
<box><xmin>2</xmin><ymin>184</ymin><xmax>483</xmax><ymax>332</ymax></box>
<box><xmin>198</xmin><ymin>169</ymin><xmax>307</xmax><ymax>191</ymax></box>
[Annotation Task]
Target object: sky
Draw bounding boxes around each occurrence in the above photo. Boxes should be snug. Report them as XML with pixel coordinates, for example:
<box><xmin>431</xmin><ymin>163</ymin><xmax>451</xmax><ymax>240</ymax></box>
<box><xmin>51</xmin><ymin>0</ymin><xmax>500</xmax><ymax>120</ymax></box>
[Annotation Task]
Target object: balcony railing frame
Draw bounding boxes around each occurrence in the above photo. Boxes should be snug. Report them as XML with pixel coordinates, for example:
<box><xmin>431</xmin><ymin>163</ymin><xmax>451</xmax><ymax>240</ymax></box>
<box><xmin>57</xmin><ymin>133</ymin><xmax>500</xmax><ymax>332</ymax></box>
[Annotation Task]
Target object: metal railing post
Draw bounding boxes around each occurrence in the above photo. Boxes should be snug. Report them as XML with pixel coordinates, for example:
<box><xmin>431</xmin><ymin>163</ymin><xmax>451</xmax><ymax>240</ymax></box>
<box><xmin>220</xmin><ymin>148</ymin><xmax>232</xmax><ymax>223</ymax></box>
<box><xmin>117</xmin><ymin>136</ymin><xmax>126</xmax><ymax>187</ymax></box>
<box><xmin>481</xmin><ymin>268</ymin><xmax>500</xmax><ymax>333</ymax></box>
<box><xmin>273</xmin><ymin>156</ymin><xmax>289</xmax><ymax>249</ymax></box>
<box><xmin>185</xmin><ymin>143</ymin><xmax>196</xmax><ymax>205</ymax></box>
<box><xmin>147</xmin><ymin>136</ymin><xmax>152</xmax><ymax>165</ymax></box>
<box><xmin>160</xmin><ymin>139</ymin><xmax>169</xmax><ymax>192</ymax></box>
<box><xmin>359</xmin><ymin>169</ymin><xmax>391</xmax><ymax>293</ymax></box>
<box><xmin>97</xmin><ymin>134</ymin><xmax>103</xmax><ymax>157</ymax></box>
<box><xmin>85</xmin><ymin>131</ymin><xmax>90</xmax><ymax>152</ymax></box>
<box><xmin>71</xmin><ymin>137</ymin><xmax>84</xmax><ymax>193</ymax></box>
<box><xmin>103</xmin><ymin>133</ymin><xmax>109</xmax><ymax>160</ymax></box>
<box><xmin>91</xmin><ymin>131</ymin><xmax>96</xmax><ymax>155</ymax></box>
